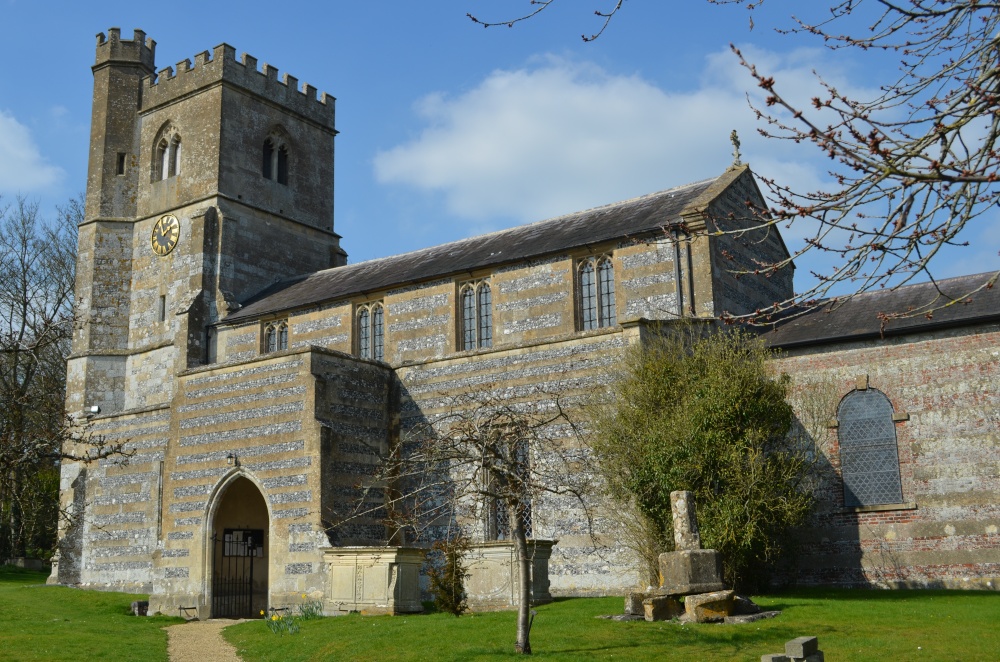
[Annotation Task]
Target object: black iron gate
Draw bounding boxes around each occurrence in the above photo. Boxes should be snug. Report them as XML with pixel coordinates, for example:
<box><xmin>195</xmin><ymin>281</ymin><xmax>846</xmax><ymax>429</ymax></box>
<box><xmin>211</xmin><ymin>529</ymin><xmax>262</xmax><ymax>618</ymax></box>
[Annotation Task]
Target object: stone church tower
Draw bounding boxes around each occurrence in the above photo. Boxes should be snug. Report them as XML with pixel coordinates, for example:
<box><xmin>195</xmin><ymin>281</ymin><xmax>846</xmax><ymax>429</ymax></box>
<box><xmin>68</xmin><ymin>27</ymin><xmax>345</xmax><ymax>419</ymax></box>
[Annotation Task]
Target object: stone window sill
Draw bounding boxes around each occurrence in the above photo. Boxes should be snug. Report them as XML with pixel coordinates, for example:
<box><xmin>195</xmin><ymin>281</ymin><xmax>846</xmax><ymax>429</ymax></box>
<box><xmin>846</xmin><ymin>502</ymin><xmax>917</xmax><ymax>514</ymax></box>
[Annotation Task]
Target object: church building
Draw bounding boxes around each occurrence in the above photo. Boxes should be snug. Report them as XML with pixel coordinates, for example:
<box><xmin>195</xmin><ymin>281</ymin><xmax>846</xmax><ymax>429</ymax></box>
<box><xmin>52</xmin><ymin>28</ymin><xmax>1000</xmax><ymax>617</ymax></box>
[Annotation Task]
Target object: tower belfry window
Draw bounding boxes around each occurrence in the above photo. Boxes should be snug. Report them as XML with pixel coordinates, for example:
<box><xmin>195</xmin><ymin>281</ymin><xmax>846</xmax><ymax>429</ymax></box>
<box><xmin>263</xmin><ymin>137</ymin><xmax>289</xmax><ymax>186</ymax></box>
<box><xmin>154</xmin><ymin>131</ymin><xmax>182</xmax><ymax>181</ymax></box>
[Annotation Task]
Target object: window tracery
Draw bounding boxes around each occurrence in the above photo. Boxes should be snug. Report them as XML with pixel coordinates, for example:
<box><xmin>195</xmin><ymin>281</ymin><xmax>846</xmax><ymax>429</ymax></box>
<box><xmin>262</xmin><ymin>320</ymin><xmax>289</xmax><ymax>354</ymax></box>
<box><xmin>578</xmin><ymin>256</ymin><xmax>616</xmax><ymax>330</ymax></box>
<box><xmin>263</xmin><ymin>135</ymin><xmax>289</xmax><ymax>186</ymax></box>
<box><xmin>356</xmin><ymin>301</ymin><xmax>385</xmax><ymax>361</ymax></box>
<box><xmin>838</xmin><ymin>388</ymin><xmax>903</xmax><ymax>507</ymax></box>
<box><xmin>459</xmin><ymin>279</ymin><xmax>492</xmax><ymax>350</ymax></box>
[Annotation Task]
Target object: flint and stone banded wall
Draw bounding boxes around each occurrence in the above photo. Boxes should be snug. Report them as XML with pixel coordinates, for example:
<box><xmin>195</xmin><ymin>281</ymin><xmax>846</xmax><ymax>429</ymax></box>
<box><xmin>774</xmin><ymin>323</ymin><xmax>1000</xmax><ymax>588</ymax></box>
<box><xmin>141</xmin><ymin>347</ymin><xmax>392</xmax><ymax>616</ymax></box>
<box><xmin>151</xmin><ymin>351</ymin><xmax>323</xmax><ymax>614</ymax></box>
<box><xmin>224</xmin><ymin>233</ymin><xmax>723</xmax><ymax>371</ymax></box>
<box><xmin>59</xmin><ymin>408</ymin><xmax>170</xmax><ymax>592</ymax></box>
<box><xmin>396</xmin><ymin>327</ymin><xmax>641</xmax><ymax>596</ymax></box>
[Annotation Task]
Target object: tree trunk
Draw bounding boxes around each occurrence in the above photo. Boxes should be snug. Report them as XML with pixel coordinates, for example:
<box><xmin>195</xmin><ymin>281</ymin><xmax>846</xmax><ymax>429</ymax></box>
<box><xmin>512</xmin><ymin>502</ymin><xmax>532</xmax><ymax>655</ymax></box>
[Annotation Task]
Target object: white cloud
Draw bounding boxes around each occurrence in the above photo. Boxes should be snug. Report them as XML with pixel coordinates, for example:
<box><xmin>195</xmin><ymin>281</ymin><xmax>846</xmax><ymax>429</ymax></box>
<box><xmin>0</xmin><ymin>110</ymin><xmax>63</xmax><ymax>193</ymax></box>
<box><xmin>373</xmin><ymin>49</ymin><xmax>866</xmax><ymax>231</ymax></box>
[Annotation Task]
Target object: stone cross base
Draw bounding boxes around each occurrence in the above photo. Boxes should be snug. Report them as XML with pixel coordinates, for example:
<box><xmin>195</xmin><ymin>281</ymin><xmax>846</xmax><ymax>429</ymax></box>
<box><xmin>658</xmin><ymin>548</ymin><xmax>725</xmax><ymax>595</ymax></box>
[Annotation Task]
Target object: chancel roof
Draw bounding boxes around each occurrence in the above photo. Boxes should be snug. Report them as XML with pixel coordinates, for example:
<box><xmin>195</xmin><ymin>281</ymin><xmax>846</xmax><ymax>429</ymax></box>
<box><xmin>226</xmin><ymin>174</ymin><xmax>723</xmax><ymax>322</ymax></box>
<box><xmin>763</xmin><ymin>272</ymin><xmax>1000</xmax><ymax>348</ymax></box>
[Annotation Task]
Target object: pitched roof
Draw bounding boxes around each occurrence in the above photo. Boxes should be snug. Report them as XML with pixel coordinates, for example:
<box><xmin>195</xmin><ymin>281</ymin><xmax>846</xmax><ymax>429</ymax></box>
<box><xmin>225</xmin><ymin>173</ymin><xmax>726</xmax><ymax>323</ymax></box>
<box><xmin>763</xmin><ymin>272</ymin><xmax>1000</xmax><ymax>349</ymax></box>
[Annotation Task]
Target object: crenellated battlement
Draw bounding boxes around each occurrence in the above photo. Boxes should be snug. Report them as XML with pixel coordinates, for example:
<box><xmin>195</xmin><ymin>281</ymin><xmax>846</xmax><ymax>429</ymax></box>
<box><xmin>141</xmin><ymin>43</ymin><xmax>335</xmax><ymax>129</ymax></box>
<box><xmin>94</xmin><ymin>28</ymin><xmax>156</xmax><ymax>71</ymax></box>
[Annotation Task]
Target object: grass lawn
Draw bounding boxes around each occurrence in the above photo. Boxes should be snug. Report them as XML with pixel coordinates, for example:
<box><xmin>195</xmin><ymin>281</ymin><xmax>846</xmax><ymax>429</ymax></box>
<box><xmin>0</xmin><ymin>565</ymin><xmax>183</xmax><ymax>662</ymax></box>
<box><xmin>225</xmin><ymin>589</ymin><xmax>1000</xmax><ymax>661</ymax></box>
<box><xmin>2</xmin><ymin>565</ymin><xmax>999</xmax><ymax>661</ymax></box>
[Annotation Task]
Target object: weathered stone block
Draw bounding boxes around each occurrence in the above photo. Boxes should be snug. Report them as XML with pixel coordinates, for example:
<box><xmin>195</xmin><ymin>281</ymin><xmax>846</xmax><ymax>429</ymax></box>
<box><xmin>642</xmin><ymin>595</ymin><xmax>683</xmax><ymax>622</ymax></box>
<box><xmin>659</xmin><ymin>549</ymin><xmax>725</xmax><ymax>595</ymax></box>
<box><xmin>624</xmin><ymin>591</ymin><xmax>650</xmax><ymax>616</ymax></box>
<box><xmin>786</xmin><ymin>636</ymin><xmax>819</xmax><ymax>658</ymax></box>
<box><xmin>684</xmin><ymin>589</ymin><xmax>734</xmax><ymax>623</ymax></box>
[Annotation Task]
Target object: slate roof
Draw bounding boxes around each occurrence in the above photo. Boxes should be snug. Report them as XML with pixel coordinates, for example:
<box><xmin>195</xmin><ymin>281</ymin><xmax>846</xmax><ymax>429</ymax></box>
<box><xmin>225</xmin><ymin>174</ymin><xmax>723</xmax><ymax>323</ymax></box>
<box><xmin>763</xmin><ymin>272</ymin><xmax>1000</xmax><ymax>349</ymax></box>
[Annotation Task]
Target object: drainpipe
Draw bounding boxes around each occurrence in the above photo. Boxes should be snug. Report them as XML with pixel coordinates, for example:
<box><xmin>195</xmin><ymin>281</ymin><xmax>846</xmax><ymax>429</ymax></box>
<box><xmin>670</xmin><ymin>227</ymin><xmax>684</xmax><ymax>318</ymax></box>
<box><xmin>685</xmin><ymin>235</ymin><xmax>696</xmax><ymax>316</ymax></box>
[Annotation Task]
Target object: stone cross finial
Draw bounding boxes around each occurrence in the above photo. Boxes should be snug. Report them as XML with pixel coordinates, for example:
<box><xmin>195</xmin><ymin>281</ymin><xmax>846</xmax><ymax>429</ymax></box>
<box><xmin>730</xmin><ymin>129</ymin><xmax>742</xmax><ymax>168</ymax></box>
<box><xmin>670</xmin><ymin>490</ymin><xmax>701</xmax><ymax>551</ymax></box>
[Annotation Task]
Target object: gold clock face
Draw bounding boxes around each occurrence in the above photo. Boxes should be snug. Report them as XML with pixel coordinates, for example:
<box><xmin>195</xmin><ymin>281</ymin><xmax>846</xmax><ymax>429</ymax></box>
<box><xmin>151</xmin><ymin>214</ymin><xmax>180</xmax><ymax>256</ymax></box>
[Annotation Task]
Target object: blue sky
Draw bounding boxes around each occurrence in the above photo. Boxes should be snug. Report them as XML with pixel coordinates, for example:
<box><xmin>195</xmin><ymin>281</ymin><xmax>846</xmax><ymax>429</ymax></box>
<box><xmin>1</xmin><ymin>0</ymin><xmax>996</xmax><ymax>294</ymax></box>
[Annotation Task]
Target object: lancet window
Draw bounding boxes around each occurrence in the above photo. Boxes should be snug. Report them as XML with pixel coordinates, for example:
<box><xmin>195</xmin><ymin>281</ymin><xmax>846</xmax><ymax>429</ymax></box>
<box><xmin>578</xmin><ymin>256</ymin><xmax>616</xmax><ymax>330</ymax></box>
<box><xmin>459</xmin><ymin>279</ymin><xmax>493</xmax><ymax>351</ymax></box>
<box><xmin>356</xmin><ymin>301</ymin><xmax>385</xmax><ymax>361</ymax></box>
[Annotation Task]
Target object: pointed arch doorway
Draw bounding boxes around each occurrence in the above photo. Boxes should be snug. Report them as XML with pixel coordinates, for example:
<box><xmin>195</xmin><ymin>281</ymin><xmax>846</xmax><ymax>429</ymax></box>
<box><xmin>210</xmin><ymin>475</ymin><xmax>269</xmax><ymax>618</ymax></box>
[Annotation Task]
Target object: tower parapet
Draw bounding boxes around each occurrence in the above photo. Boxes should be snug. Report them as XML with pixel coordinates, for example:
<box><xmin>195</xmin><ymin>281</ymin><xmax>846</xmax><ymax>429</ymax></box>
<box><xmin>94</xmin><ymin>28</ymin><xmax>155</xmax><ymax>71</ymax></box>
<box><xmin>141</xmin><ymin>44</ymin><xmax>335</xmax><ymax>130</ymax></box>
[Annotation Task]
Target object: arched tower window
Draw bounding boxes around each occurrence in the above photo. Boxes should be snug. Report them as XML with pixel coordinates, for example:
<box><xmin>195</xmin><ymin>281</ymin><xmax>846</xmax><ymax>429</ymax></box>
<box><xmin>356</xmin><ymin>302</ymin><xmax>385</xmax><ymax>361</ymax></box>
<box><xmin>578</xmin><ymin>256</ymin><xmax>616</xmax><ymax>330</ymax></box>
<box><xmin>460</xmin><ymin>279</ymin><xmax>492</xmax><ymax>351</ymax></box>
<box><xmin>262</xmin><ymin>133</ymin><xmax>290</xmax><ymax>186</ymax></box>
<box><xmin>838</xmin><ymin>388</ymin><xmax>903</xmax><ymax>507</ymax></box>
<box><xmin>153</xmin><ymin>126</ymin><xmax>182</xmax><ymax>182</ymax></box>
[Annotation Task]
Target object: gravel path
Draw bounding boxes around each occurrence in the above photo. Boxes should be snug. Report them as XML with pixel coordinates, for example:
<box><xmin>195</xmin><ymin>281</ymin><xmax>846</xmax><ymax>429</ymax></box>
<box><xmin>166</xmin><ymin>619</ymin><xmax>246</xmax><ymax>662</ymax></box>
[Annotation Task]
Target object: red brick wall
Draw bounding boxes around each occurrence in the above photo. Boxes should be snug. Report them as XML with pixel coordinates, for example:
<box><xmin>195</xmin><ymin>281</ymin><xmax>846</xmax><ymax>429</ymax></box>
<box><xmin>771</xmin><ymin>322</ymin><xmax>1000</xmax><ymax>589</ymax></box>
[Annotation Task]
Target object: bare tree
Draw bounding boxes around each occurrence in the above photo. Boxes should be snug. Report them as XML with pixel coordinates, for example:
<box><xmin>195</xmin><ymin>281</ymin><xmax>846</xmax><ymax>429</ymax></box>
<box><xmin>466</xmin><ymin>1</ymin><xmax>1000</xmax><ymax>322</ymax></box>
<box><xmin>0</xmin><ymin>196</ymin><xmax>128</xmax><ymax>561</ymax></box>
<box><xmin>332</xmin><ymin>385</ymin><xmax>595</xmax><ymax>655</ymax></box>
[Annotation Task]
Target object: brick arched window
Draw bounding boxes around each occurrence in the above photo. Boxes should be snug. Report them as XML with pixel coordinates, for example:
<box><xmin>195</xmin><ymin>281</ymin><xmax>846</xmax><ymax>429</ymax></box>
<box><xmin>838</xmin><ymin>388</ymin><xmax>903</xmax><ymax>507</ymax></box>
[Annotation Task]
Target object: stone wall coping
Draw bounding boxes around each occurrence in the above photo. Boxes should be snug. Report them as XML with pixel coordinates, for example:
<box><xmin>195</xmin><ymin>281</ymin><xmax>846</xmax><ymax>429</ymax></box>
<box><xmin>323</xmin><ymin>546</ymin><xmax>426</xmax><ymax>562</ymax></box>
